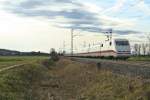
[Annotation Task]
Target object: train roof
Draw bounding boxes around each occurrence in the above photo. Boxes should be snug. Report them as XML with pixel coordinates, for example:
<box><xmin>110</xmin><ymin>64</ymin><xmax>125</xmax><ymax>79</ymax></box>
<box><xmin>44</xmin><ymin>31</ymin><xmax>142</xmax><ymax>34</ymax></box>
<box><xmin>113</xmin><ymin>38</ymin><xmax>129</xmax><ymax>41</ymax></box>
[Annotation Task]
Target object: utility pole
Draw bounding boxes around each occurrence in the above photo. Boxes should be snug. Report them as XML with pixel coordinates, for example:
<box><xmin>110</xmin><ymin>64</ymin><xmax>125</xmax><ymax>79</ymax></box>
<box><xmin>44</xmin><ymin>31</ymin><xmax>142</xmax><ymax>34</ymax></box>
<box><xmin>71</xmin><ymin>28</ymin><xmax>74</xmax><ymax>56</ymax></box>
<box><xmin>88</xmin><ymin>44</ymin><xmax>91</xmax><ymax>53</ymax></box>
<box><xmin>70</xmin><ymin>28</ymin><xmax>83</xmax><ymax>55</ymax></box>
<box><xmin>110</xmin><ymin>29</ymin><xmax>112</xmax><ymax>42</ymax></box>
<box><xmin>105</xmin><ymin>29</ymin><xmax>113</xmax><ymax>42</ymax></box>
<box><xmin>63</xmin><ymin>41</ymin><xmax>66</xmax><ymax>54</ymax></box>
<box><xmin>100</xmin><ymin>44</ymin><xmax>102</xmax><ymax>57</ymax></box>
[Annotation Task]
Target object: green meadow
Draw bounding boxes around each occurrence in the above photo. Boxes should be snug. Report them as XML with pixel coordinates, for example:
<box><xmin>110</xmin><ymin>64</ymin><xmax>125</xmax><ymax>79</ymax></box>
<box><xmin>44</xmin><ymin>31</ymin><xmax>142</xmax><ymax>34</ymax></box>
<box><xmin>128</xmin><ymin>56</ymin><xmax>150</xmax><ymax>61</ymax></box>
<box><xmin>0</xmin><ymin>56</ymin><xmax>49</xmax><ymax>69</ymax></box>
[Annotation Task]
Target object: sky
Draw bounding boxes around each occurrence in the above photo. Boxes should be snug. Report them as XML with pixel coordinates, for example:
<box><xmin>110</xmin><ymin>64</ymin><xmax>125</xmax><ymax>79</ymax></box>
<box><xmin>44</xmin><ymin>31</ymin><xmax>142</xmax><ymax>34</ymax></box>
<box><xmin>0</xmin><ymin>0</ymin><xmax>150</xmax><ymax>53</ymax></box>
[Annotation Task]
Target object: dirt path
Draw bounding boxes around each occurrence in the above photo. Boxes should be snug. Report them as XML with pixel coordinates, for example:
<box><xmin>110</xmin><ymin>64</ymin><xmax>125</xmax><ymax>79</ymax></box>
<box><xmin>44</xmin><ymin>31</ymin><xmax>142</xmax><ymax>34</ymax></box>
<box><xmin>0</xmin><ymin>64</ymin><xmax>25</xmax><ymax>73</ymax></box>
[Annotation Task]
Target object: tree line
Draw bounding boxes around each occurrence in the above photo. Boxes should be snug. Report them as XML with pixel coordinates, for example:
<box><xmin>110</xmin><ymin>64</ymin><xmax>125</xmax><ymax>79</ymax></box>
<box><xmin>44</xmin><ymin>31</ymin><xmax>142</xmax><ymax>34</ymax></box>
<box><xmin>133</xmin><ymin>34</ymin><xmax>150</xmax><ymax>55</ymax></box>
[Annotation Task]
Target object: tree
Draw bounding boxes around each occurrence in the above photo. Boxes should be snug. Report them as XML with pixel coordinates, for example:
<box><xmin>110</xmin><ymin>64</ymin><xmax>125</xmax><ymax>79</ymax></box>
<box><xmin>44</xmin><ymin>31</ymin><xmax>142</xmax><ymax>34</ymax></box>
<box><xmin>142</xmin><ymin>43</ymin><xmax>147</xmax><ymax>55</ymax></box>
<box><xmin>134</xmin><ymin>44</ymin><xmax>139</xmax><ymax>55</ymax></box>
<box><xmin>147</xmin><ymin>33</ymin><xmax>150</xmax><ymax>55</ymax></box>
<box><xmin>138</xmin><ymin>44</ymin><xmax>141</xmax><ymax>55</ymax></box>
<box><xmin>50</xmin><ymin>48</ymin><xmax>59</xmax><ymax>61</ymax></box>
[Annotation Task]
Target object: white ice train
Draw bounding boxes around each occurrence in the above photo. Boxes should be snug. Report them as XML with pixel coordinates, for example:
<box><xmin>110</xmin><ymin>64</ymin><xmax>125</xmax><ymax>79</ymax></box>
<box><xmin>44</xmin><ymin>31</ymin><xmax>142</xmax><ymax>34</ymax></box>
<box><xmin>74</xmin><ymin>39</ymin><xmax>131</xmax><ymax>57</ymax></box>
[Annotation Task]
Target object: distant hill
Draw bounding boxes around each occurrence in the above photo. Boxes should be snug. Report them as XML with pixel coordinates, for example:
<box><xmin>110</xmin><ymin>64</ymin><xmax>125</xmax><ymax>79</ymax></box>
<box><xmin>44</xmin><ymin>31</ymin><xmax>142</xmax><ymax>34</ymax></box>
<box><xmin>0</xmin><ymin>49</ymin><xmax>49</xmax><ymax>56</ymax></box>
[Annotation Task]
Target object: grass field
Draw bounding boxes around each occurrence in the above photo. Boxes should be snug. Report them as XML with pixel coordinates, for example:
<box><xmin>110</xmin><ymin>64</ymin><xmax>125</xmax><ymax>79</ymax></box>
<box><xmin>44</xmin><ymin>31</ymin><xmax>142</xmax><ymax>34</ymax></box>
<box><xmin>128</xmin><ymin>56</ymin><xmax>150</xmax><ymax>61</ymax></box>
<box><xmin>48</xmin><ymin>59</ymin><xmax>150</xmax><ymax>100</ymax></box>
<box><xmin>0</xmin><ymin>56</ymin><xmax>49</xmax><ymax>69</ymax></box>
<box><xmin>0</xmin><ymin>57</ymin><xmax>150</xmax><ymax>100</ymax></box>
<box><xmin>0</xmin><ymin>56</ymin><xmax>50</xmax><ymax>100</ymax></box>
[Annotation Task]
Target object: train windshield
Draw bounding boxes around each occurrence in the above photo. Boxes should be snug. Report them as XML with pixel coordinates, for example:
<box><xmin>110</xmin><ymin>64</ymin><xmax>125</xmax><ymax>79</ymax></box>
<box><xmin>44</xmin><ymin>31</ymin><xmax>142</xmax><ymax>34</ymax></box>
<box><xmin>115</xmin><ymin>41</ymin><xmax>129</xmax><ymax>46</ymax></box>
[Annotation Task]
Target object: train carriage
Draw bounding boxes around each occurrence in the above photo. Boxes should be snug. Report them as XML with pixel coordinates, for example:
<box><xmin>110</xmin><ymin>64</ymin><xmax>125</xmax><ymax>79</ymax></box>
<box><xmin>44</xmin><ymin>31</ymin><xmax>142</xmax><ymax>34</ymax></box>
<box><xmin>74</xmin><ymin>39</ymin><xmax>131</xmax><ymax>57</ymax></box>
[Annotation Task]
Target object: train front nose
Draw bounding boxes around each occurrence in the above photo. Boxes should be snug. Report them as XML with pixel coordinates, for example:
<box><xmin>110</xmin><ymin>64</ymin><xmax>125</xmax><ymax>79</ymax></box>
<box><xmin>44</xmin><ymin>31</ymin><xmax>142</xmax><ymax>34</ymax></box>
<box><xmin>115</xmin><ymin>41</ymin><xmax>131</xmax><ymax>57</ymax></box>
<box><xmin>116</xmin><ymin>46</ymin><xmax>131</xmax><ymax>56</ymax></box>
<box><xmin>117</xmin><ymin>50</ymin><xmax>131</xmax><ymax>56</ymax></box>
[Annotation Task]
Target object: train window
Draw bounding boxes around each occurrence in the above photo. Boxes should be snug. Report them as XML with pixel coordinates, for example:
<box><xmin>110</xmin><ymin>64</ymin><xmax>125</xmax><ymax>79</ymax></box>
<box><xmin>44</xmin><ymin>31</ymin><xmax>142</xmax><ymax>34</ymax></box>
<box><xmin>115</xmin><ymin>41</ymin><xmax>129</xmax><ymax>46</ymax></box>
<box><xmin>110</xmin><ymin>42</ymin><xmax>112</xmax><ymax>46</ymax></box>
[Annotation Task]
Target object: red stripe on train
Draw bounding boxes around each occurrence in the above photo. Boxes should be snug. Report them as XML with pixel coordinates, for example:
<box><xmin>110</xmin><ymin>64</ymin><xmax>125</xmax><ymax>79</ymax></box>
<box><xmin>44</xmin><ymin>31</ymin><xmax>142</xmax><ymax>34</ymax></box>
<box><xmin>76</xmin><ymin>50</ymin><xmax>117</xmax><ymax>55</ymax></box>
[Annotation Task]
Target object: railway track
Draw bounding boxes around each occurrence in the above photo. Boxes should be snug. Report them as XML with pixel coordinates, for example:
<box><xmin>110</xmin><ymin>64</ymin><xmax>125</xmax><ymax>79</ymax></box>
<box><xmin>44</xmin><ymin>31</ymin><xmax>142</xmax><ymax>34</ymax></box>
<box><xmin>71</xmin><ymin>57</ymin><xmax>150</xmax><ymax>79</ymax></box>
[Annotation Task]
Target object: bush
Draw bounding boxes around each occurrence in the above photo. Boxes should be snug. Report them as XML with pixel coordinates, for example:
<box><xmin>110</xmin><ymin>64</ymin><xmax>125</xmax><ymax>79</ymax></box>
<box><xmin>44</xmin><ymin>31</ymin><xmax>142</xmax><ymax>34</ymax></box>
<box><xmin>42</xmin><ymin>59</ymin><xmax>54</xmax><ymax>69</ymax></box>
<box><xmin>50</xmin><ymin>48</ymin><xmax>59</xmax><ymax>61</ymax></box>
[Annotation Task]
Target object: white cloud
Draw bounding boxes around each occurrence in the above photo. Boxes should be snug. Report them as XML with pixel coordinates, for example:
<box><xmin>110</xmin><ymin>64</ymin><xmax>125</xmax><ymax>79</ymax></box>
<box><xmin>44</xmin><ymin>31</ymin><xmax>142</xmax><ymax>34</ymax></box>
<box><xmin>139</xmin><ymin>1</ymin><xmax>150</xmax><ymax>13</ymax></box>
<box><xmin>98</xmin><ymin>0</ymin><xmax>126</xmax><ymax>15</ymax></box>
<box><xmin>111</xmin><ymin>0</ymin><xmax>126</xmax><ymax>12</ymax></box>
<box><xmin>133</xmin><ymin>0</ymin><xmax>150</xmax><ymax>16</ymax></box>
<box><xmin>2</xmin><ymin>0</ymin><xmax>139</xmax><ymax>34</ymax></box>
<box><xmin>31</xmin><ymin>2</ymin><xmax>79</xmax><ymax>12</ymax></box>
<box><xmin>81</xmin><ymin>2</ymin><xmax>103</xmax><ymax>13</ymax></box>
<box><xmin>0</xmin><ymin>0</ymin><xmax>148</xmax><ymax>52</ymax></box>
<box><xmin>0</xmin><ymin>10</ymin><xmax>70</xmax><ymax>52</ymax></box>
<box><xmin>99</xmin><ymin>15</ymin><xmax>136</xmax><ymax>28</ymax></box>
<box><xmin>80</xmin><ymin>0</ymin><xmax>136</xmax><ymax>30</ymax></box>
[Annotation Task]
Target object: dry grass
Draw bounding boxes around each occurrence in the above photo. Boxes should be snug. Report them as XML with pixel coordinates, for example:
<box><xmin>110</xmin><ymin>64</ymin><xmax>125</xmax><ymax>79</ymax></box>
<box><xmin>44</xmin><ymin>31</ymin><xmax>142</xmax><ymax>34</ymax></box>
<box><xmin>0</xmin><ymin>57</ymin><xmax>150</xmax><ymax>100</ymax></box>
<box><xmin>47</xmin><ymin>58</ymin><xmax>150</xmax><ymax>100</ymax></box>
